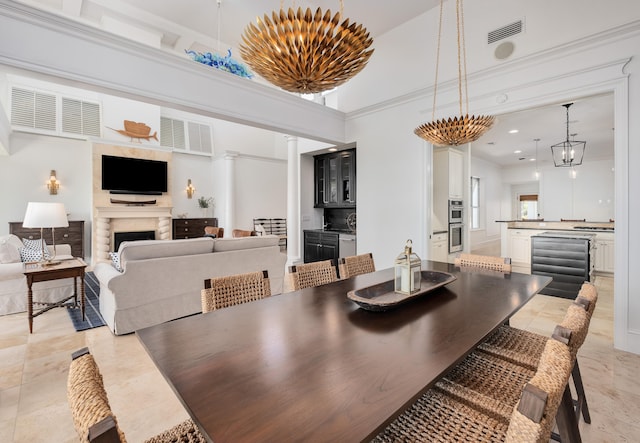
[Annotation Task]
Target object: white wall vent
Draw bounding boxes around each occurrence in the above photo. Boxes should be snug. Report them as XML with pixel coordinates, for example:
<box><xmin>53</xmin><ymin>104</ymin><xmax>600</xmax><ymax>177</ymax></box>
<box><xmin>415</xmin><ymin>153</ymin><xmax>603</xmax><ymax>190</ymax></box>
<box><xmin>11</xmin><ymin>86</ymin><xmax>101</xmax><ymax>137</ymax></box>
<box><xmin>161</xmin><ymin>116</ymin><xmax>212</xmax><ymax>155</ymax></box>
<box><xmin>160</xmin><ymin>117</ymin><xmax>186</xmax><ymax>149</ymax></box>
<box><xmin>61</xmin><ymin>97</ymin><xmax>101</xmax><ymax>137</ymax></box>
<box><xmin>11</xmin><ymin>87</ymin><xmax>56</xmax><ymax>131</ymax></box>
<box><xmin>187</xmin><ymin>121</ymin><xmax>212</xmax><ymax>154</ymax></box>
<box><xmin>488</xmin><ymin>20</ymin><xmax>523</xmax><ymax>44</ymax></box>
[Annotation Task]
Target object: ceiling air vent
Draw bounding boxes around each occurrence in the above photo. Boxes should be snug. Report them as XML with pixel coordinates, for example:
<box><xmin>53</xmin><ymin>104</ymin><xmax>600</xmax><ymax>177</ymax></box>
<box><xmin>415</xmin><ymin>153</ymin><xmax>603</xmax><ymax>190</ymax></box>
<box><xmin>488</xmin><ymin>20</ymin><xmax>523</xmax><ymax>44</ymax></box>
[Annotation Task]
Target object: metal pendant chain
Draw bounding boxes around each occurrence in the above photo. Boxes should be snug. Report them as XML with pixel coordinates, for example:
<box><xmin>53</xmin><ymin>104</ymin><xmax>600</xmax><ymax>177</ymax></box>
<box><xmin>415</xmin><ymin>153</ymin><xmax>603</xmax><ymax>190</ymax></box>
<box><xmin>431</xmin><ymin>0</ymin><xmax>444</xmax><ymax>121</ymax></box>
<box><xmin>457</xmin><ymin>0</ymin><xmax>469</xmax><ymax>116</ymax></box>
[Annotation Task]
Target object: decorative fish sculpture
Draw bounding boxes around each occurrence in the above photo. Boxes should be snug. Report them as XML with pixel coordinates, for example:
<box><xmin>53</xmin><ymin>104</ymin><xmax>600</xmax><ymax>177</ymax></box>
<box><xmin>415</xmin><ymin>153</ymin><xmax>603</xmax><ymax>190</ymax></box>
<box><xmin>108</xmin><ymin>120</ymin><xmax>158</xmax><ymax>142</ymax></box>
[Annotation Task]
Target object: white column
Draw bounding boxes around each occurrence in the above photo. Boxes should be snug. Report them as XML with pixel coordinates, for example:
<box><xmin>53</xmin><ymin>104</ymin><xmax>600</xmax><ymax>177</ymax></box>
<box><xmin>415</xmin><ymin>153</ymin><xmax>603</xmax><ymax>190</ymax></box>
<box><xmin>224</xmin><ymin>151</ymin><xmax>238</xmax><ymax>232</ymax></box>
<box><xmin>286</xmin><ymin>136</ymin><xmax>301</xmax><ymax>265</ymax></box>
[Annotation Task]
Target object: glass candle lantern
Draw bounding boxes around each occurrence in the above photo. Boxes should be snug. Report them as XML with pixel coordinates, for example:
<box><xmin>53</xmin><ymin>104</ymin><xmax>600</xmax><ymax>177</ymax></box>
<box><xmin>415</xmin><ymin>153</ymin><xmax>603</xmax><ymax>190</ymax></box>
<box><xmin>394</xmin><ymin>239</ymin><xmax>422</xmax><ymax>295</ymax></box>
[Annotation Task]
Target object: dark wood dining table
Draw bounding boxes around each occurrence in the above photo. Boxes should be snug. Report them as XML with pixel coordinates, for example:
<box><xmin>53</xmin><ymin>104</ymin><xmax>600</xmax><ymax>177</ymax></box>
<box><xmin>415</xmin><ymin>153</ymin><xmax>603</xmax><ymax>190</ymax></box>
<box><xmin>136</xmin><ymin>261</ymin><xmax>551</xmax><ymax>443</ymax></box>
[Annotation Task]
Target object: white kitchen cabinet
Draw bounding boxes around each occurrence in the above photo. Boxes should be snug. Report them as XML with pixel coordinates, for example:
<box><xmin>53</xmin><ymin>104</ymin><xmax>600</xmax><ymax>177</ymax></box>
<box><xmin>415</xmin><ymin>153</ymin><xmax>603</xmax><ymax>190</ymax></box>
<box><xmin>508</xmin><ymin>229</ymin><xmax>546</xmax><ymax>274</ymax></box>
<box><xmin>430</xmin><ymin>232</ymin><xmax>449</xmax><ymax>263</ymax></box>
<box><xmin>433</xmin><ymin>148</ymin><xmax>464</xmax><ymax>199</ymax></box>
<box><xmin>594</xmin><ymin>233</ymin><xmax>615</xmax><ymax>274</ymax></box>
<box><xmin>448</xmin><ymin>149</ymin><xmax>464</xmax><ymax>199</ymax></box>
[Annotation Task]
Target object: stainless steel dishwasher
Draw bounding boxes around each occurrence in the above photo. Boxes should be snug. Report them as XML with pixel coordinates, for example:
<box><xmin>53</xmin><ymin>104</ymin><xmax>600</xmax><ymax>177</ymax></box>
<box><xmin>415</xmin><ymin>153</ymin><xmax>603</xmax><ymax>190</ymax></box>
<box><xmin>339</xmin><ymin>233</ymin><xmax>357</xmax><ymax>258</ymax></box>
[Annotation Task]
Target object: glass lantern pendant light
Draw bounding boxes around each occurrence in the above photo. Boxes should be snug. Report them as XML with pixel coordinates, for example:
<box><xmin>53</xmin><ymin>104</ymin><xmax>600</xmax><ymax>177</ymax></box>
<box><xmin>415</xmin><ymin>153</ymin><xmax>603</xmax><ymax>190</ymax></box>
<box><xmin>394</xmin><ymin>239</ymin><xmax>422</xmax><ymax>295</ymax></box>
<box><xmin>414</xmin><ymin>0</ymin><xmax>494</xmax><ymax>146</ymax></box>
<box><xmin>551</xmin><ymin>103</ymin><xmax>586</xmax><ymax>167</ymax></box>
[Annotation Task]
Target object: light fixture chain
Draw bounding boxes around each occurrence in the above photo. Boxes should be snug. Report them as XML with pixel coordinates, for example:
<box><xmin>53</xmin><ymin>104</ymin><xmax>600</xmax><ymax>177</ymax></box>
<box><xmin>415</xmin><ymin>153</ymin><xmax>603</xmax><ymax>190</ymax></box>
<box><xmin>432</xmin><ymin>0</ymin><xmax>445</xmax><ymax>121</ymax></box>
<box><xmin>340</xmin><ymin>0</ymin><xmax>344</xmax><ymax>18</ymax></box>
<box><xmin>460</xmin><ymin>0</ymin><xmax>469</xmax><ymax>116</ymax></box>
<box><xmin>216</xmin><ymin>0</ymin><xmax>222</xmax><ymax>53</ymax></box>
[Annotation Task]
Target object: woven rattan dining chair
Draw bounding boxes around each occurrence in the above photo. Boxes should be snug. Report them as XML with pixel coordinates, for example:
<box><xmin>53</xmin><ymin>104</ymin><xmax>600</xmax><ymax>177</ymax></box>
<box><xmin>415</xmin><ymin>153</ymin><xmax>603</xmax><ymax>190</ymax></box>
<box><xmin>288</xmin><ymin>259</ymin><xmax>338</xmax><ymax>290</ymax></box>
<box><xmin>201</xmin><ymin>270</ymin><xmax>271</xmax><ymax>313</ymax></box>
<box><xmin>337</xmin><ymin>253</ymin><xmax>375</xmax><ymax>279</ymax></box>
<box><xmin>67</xmin><ymin>347</ymin><xmax>205</xmax><ymax>443</ymax></box>
<box><xmin>454</xmin><ymin>253</ymin><xmax>512</xmax><ymax>273</ymax></box>
<box><xmin>478</xmin><ymin>282</ymin><xmax>597</xmax><ymax>425</ymax></box>
<box><xmin>373</xmin><ymin>338</ymin><xmax>573</xmax><ymax>443</ymax></box>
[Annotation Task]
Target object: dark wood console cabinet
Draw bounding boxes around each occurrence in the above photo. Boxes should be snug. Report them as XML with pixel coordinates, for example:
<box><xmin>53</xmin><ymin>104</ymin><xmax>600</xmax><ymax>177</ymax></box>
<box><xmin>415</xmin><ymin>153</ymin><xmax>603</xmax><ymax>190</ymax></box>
<box><xmin>172</xmin><ymin>218</ymin><xmax>218</xmax><ymax>239</ymax></box>
<box><xmin>304</xmin><ymin>230</ymin><xmax>339</xmax><ymax>263</ymax></box>
<box><xmin>9</xmin><ymin>220</ymin><xmax>85</xmax><ymax>259</ymax></box>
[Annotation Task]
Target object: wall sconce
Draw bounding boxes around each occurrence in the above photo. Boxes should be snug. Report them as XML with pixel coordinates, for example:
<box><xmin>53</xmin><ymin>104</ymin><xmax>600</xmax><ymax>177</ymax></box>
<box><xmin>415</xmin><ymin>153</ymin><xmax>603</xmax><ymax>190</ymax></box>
<box><xmin>186</xmin><ymin>179</ymin><xmax>196</xmax><ymax>199</ymax></box>
<box><xmin>47</xmin><ymin>170</ymin><xmax>60</xmax><ymax>195</ymax></box>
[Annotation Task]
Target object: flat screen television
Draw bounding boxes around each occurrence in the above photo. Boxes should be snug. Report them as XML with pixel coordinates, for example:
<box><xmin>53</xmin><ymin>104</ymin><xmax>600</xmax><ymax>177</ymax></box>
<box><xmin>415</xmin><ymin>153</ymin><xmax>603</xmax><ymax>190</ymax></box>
<box><xmin>101</xmin><ymin>155</ymin><xmax>168</xmax><ymax>195</ymax></box>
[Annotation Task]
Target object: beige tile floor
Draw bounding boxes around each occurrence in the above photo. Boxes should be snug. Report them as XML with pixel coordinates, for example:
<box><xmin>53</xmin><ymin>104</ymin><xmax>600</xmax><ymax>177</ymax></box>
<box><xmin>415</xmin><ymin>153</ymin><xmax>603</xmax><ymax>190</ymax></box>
<box><xmin>1</xmin><ymin>275</ymin><xmax>639</xmax><ymax>442</ymax></box>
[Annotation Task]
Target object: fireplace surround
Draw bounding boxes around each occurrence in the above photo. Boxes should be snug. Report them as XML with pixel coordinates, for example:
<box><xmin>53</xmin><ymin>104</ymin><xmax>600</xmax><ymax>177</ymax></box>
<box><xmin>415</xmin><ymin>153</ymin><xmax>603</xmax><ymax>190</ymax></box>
<box><xmin>93</xmin><ymin>206</ymin><xmax>172</xmax><ymax>264</ymax></box>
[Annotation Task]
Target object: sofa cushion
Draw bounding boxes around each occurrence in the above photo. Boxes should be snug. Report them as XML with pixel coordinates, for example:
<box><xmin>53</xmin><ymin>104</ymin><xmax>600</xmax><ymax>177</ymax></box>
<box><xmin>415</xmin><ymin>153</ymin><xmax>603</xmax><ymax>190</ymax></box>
<box><xmin>213</xmin><ymin>235</ymin><xmax>279</xmax><ymax>252</ymax></box>
<box><xmin>0</xmin><ymin>235</ymin><xmax>23</xmax><ymax>264</ymax></box>
<box><xmin>118</xmin><ymin>237</ymin><xmax>215</xmax><ymax>271</ymax></box>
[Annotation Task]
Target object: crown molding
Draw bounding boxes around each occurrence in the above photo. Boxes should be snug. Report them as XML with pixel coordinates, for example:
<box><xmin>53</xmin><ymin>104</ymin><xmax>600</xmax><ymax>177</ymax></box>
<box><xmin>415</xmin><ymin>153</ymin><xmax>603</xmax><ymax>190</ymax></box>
<box><xmin>0</xmin><ymin>0</ymin><xmax>346</xmax><ymax>144</ymax></box>
<box><xmin>347</xmin><ymin>20</ymin><xmax>640</xmax><ymax>120</ymax></box>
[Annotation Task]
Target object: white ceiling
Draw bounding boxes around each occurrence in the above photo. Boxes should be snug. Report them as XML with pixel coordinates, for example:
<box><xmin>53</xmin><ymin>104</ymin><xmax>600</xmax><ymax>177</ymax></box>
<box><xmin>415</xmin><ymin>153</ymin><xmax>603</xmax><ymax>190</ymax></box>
<box><xmin>471</xmin><ymin>93</ymin><xmax>615</xmax><ymax>167</ymax></box>
<box><xmin>15</xmin><ymin>0</ymin><xmax>616</xmax><ymax>167</ymax></box>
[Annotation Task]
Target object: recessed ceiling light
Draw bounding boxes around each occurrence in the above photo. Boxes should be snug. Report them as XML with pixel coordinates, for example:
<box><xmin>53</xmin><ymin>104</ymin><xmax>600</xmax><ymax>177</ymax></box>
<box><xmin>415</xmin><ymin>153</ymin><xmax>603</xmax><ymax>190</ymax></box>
<box><xmin>529</xmin><ymin>158</ymin><xmax>536</xmax><ymax>162</ymax></box>
<box><xmin>509</xmin><ymin>129</ymin><xmax>519</xmax><ymax>134</ymax></box>
<box><xmin>514</xmin><ymin>150</ymin><xmax>522</xmax><ymax>154</ymax></box>
<box><xmin>328</xmin><ymin>148</ymin><xmax>338</xmax><ymax>152</ymax></box>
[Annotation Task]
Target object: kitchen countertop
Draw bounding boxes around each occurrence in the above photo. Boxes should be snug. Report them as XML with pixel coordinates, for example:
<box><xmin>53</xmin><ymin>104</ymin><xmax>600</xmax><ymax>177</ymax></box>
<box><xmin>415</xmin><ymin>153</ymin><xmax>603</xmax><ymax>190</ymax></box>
<box><xmin>498</xmin><ymin>220</ymin><xmax>614</xmax><ymax>232</ymax></box>
<box><xmin>533</xmin><ymin>231</ymin><xmax>597</xmax><ymax>239</ymax></box>
<box><xmin>304</xmin><ymin>228</ymin><xmax>357</xmax><ymax>236</ymax></box>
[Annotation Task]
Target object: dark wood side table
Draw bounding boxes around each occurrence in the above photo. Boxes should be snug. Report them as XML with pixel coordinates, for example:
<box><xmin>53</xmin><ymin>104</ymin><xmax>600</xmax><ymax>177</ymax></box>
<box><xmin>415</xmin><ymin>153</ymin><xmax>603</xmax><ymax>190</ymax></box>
<box><xmin>22</xmin><ymin>258</ymin><xmax>87</xmax><ymax>333</ymax></box>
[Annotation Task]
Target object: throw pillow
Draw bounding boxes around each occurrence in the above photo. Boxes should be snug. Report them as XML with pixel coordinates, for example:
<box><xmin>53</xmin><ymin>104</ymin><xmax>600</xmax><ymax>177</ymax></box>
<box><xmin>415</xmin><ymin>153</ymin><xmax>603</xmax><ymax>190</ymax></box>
<box><xmin>109</xmin><ymin>252</ymin><xmax>123</xmax><ymax>272</ymax></box>
<box><xmin>19</xmin><ymin>246</ymin><xmax>49</xmax><ymax>263</ymax></box>
<box><xmin>21</xmin><ymin>238</ymin><xmax>52</xmax><ymax>259</ymax></box>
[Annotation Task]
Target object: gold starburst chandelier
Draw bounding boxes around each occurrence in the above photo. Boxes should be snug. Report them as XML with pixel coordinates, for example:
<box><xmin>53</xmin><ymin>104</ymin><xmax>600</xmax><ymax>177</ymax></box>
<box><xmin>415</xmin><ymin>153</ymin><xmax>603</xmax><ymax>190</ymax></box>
<box><xmin>239</xmin><ymin>1</ymin><xmax>374</xmax><ymax>94</ymax></box>
<box><xmin>414</xmin><ymin>0</ymin><xmax>494</xmax><ymax>145</ymax></box>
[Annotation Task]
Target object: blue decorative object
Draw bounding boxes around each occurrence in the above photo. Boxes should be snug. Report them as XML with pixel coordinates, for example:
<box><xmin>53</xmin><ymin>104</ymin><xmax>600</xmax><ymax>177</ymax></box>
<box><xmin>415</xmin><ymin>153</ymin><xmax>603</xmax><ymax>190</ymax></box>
<box><xmin>185</xmin><ymin>49</ymin><xmax>253</xmax><ymax>79</ymax></box>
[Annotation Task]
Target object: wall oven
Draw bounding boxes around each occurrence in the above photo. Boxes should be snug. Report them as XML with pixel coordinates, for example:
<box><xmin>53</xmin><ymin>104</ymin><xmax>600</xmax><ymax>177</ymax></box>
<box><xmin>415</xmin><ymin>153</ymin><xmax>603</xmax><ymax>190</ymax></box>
<box><xmin>449</xmin><ymin>223</ymin><xmax>463</xmax><ymax>253</ymax></box>
<box><xmin>449</xmin><ymin>199</ymin><xmax>464</xmax><ymax>224</ymax></box>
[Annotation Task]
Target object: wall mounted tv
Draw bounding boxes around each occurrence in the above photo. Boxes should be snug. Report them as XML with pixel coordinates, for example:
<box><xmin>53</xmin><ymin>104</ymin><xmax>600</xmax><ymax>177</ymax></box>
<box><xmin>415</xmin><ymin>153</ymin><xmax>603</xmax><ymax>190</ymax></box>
<box><xmin>101</xmin><ymin>155</ymin><xmax>168</xmax><ymax>195</ymax></box>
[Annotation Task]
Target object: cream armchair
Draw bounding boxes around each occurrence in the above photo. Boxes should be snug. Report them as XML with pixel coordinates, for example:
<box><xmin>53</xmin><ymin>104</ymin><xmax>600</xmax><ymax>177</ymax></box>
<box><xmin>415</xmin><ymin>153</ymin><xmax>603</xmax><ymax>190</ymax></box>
<box><xmin>0</xmin><ymin>234</ymin><xmax>74</xmax><ymax>315</ymax></box>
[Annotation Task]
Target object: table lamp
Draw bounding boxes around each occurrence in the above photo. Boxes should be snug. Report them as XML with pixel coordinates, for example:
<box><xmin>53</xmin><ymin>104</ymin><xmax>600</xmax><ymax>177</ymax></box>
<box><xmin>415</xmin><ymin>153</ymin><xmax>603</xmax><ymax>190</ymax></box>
<box><xmin>22</xmin><ymin>202</ymin><xmax>69</xmax><ymax>265</ymax></box>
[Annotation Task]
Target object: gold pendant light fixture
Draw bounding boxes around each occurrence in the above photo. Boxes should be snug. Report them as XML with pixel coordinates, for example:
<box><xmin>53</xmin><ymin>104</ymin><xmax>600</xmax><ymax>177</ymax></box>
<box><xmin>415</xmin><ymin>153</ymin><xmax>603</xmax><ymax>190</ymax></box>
<box><xmin>239</xmin><ymin>0</ymin><xmax>374</xmax><ymax>94</ymax></box>
<box><xmin>414</xmin><ymin>0</ymin><xmax>494</xmax><ymax>145</ymax></box>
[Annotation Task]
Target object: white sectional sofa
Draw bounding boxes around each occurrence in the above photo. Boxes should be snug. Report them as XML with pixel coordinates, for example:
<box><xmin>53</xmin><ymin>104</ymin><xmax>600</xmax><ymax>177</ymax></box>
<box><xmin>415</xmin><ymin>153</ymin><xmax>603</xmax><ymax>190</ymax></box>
<box><xmin>92</xmin><ymin>235</ymin><xmax>287</xmax><ymax>335</ymax></box>
<box><xmin>0</xmin><ymin>234</ymin><xmax>74</xmax><ymax>315</ymax></box>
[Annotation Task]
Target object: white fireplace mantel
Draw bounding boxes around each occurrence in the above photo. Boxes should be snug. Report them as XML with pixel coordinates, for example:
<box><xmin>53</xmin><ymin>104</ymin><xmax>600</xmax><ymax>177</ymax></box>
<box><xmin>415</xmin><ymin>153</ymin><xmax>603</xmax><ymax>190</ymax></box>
<box><xmin>96</xmin><ymin>206</ymin><xmax>173</xmax><ymax>219</ymax></box>
<box><xmin>93</xmin><ymin>206</ymin><xmax>173</xmax><ymax>264</ymax></box>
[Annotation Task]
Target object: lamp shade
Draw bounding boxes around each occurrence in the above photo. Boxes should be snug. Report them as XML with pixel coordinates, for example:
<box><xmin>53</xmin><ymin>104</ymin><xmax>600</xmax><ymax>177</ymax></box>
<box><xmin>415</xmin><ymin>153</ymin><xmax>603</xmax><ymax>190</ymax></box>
<box><xmin>23</xmin><ymin>202</ymin><xmax>69</xmax><ymax>228</ymax></box>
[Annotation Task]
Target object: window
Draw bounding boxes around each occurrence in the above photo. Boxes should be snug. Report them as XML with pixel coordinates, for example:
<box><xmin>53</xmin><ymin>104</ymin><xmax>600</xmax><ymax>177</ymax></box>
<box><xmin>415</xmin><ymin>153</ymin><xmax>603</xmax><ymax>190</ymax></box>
<box><xmin>471</xmin><ymin>176</ymin><xmax>480</xmax><ymax>229</ymax></box>
<box><xmin>519</xmin><ymin>194</ymin><xmax>539</xmax><ymax>220</ymax></box>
